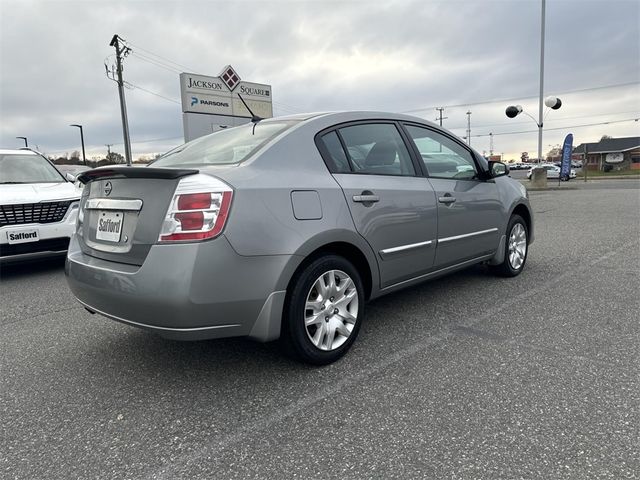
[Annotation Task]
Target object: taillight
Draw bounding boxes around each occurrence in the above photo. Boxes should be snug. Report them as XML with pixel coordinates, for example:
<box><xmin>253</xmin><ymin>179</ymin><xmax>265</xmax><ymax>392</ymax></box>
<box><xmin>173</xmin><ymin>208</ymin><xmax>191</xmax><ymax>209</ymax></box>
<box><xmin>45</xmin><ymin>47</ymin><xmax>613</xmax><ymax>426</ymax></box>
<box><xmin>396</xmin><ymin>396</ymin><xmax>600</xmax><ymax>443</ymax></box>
<box><xmin>77</xmin><ymin>194</ymin><xmax>87</xmax><ymax>236</ymax></box>
<box><xmin>158</xmin><ymin>174</ymin><xmax>233</xmax><ymax>242</ymax></box>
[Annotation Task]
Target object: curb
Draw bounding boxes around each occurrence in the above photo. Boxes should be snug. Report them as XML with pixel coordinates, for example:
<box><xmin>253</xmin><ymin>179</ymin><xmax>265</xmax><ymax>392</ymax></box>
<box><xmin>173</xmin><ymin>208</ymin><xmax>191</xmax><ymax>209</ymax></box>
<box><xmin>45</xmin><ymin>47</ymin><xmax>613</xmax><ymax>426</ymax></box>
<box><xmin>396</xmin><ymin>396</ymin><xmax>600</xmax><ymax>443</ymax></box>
<box><xmin>526</xmin><ymin>186</ymin><xmax>579</xmax><ymax>191</ymax></box>
<box><xmin>518</xmin><ymin>177</ymin><xmax>639</xmax><ymax>190</ymax></box>
<box><xmin>575</xmin><ymin>176</ymin><xmax>640</xmax><ymax>181</ymax></box>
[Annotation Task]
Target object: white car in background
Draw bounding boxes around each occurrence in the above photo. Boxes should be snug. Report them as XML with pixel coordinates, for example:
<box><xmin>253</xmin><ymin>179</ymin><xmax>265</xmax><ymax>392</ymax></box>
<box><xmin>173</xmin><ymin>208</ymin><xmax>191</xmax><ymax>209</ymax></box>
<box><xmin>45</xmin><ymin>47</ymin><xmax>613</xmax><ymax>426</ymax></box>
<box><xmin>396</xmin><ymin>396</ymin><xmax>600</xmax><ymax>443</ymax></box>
<box><xmin>526</xmin><ymin>163</ymin><xmax>576</xmax><ymax>180</ymax></box>
<box><xmin>1</xmin><ymin>149</ymin><xmax>81</xmax><ymax>262</ymax></box>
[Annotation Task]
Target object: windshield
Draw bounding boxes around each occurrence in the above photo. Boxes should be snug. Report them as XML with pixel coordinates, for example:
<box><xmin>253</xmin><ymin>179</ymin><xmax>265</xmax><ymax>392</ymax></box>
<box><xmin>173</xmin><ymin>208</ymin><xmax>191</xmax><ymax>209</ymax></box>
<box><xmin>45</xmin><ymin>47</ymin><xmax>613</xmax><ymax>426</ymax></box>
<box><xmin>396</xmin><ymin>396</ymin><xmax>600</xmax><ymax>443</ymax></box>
<box><xmin>152</xmin><ymin>121</ymin><xmax>297</xmax><ymax>167</ymax></box>
<box><xmin>0</xmin><ymin>154</ymin><xmax>66</xmax><ymax>184</ymax></box>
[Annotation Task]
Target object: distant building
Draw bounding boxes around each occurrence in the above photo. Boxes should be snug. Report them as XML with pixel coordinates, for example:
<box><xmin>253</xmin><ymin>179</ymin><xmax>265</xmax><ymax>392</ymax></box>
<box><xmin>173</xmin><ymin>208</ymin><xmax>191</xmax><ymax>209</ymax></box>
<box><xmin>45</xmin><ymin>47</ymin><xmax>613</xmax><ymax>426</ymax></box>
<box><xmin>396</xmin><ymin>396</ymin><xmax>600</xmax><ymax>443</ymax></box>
<box><xmin>573</xmin><ymin>136</ymin><xmax>640</xmax><ymax>171</ymax></box>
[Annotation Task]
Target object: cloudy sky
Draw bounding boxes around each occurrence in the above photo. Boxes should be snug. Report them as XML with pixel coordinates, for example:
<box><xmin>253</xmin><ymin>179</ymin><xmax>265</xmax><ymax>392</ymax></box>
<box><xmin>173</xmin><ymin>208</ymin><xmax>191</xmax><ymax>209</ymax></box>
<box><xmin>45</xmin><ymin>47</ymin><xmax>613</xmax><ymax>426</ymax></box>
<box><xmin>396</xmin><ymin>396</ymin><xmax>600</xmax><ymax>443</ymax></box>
<box><xmin>1</xmin><ymin>0</ymin><xmax>638</xmax><ymax>161</ymax></box>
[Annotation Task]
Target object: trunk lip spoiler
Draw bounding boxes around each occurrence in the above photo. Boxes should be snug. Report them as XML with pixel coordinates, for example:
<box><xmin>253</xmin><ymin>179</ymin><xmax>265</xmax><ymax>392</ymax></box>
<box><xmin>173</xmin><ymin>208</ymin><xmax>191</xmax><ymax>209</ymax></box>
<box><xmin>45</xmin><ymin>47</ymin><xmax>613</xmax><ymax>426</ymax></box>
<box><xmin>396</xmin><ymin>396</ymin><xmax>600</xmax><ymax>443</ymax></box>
<box><xmin>77</xmin><ymin>167</ymin><xmax>199</xmax><ymax>184</ymax></box>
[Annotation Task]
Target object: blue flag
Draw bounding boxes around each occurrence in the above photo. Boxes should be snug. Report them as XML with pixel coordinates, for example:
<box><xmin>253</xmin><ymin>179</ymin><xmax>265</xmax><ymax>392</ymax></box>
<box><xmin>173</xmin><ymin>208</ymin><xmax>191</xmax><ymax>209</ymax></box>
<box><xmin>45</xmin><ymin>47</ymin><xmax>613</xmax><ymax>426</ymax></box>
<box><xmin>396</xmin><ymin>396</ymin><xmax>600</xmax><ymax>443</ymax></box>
<box><xmin>560</xmin><ymin>133</ymin><xmax>573</xmax><ymax>180</ymax></box>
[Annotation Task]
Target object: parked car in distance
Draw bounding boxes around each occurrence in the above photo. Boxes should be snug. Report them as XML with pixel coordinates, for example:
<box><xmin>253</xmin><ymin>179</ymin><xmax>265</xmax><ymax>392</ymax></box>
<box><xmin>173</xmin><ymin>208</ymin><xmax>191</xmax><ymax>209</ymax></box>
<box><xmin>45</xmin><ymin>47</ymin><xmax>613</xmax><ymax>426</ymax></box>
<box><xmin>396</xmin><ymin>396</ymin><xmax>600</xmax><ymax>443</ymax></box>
<box><xmin>1</xmin><ymin>149</ymin><xmax>81</xmax><ymax>262</ymax></box>
<box><xmin>527</xmin><ymin>163</ymin><xmax>576</xmax><ymax>180</ymax></box>
<box><xmin>55</xmin><ymin>164</ymin><xmax>90</xmax><ymax>180</ymax></box>
<box><xmin>510</xmin><ymin>163</ymin><xmax>533</xmax><ymax>170</ymax></box>
<box><xmin>66</xmin><ymin>112</ymin><xmax>534</xmax><ymax>364</ymax></box>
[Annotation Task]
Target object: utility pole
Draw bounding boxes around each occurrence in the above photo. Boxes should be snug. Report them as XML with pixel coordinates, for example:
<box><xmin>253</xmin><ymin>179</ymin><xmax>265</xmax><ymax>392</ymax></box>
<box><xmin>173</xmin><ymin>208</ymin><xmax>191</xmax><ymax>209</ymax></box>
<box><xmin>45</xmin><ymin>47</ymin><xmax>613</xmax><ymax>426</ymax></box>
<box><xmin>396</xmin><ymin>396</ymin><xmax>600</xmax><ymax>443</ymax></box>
<box><xmin>583</xmin><ymin>143</ymin><xmax>588</xmax><ymax>182</ymax></box>
<box><xmin>435</xmin><ymin>107</ymin><xmax>447</xmax><ymax>127</ymax></box>
<box><xmin>109</xmin><ymin>34</ymin><xmax>132</xmax><ymax>166</ymax></box>
<box><xmin>489</xmin><ymin>132</ymin><xmax>494</xmax><ymax>156</ymax></box>
<box><xmin>466</xmin><ymin>110</ymin><xmax>472</xmax><ymax>146</ymax></box>
<box><xmin>105</xmin><ymin>143</ymin><xmax>113</xmax><ymax>164</ymax></box>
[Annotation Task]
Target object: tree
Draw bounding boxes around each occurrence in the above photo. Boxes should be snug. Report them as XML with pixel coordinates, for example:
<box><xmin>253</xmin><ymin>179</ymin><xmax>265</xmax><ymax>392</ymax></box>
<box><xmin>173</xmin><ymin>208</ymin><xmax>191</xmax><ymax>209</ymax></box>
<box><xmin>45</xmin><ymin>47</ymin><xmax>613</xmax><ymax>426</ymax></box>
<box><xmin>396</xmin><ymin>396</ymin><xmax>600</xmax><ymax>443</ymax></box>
<box><xmin>521</xmin><ymin>152</ymin><xmax>529</xmax><ymax>163</ymax></box>
<box><xmin>106</xmin><ymin>151</ymin><xmax>125</xmax><ymax>164</ymax></box>
<box><xmin>600</xmin><ymin>135</ymin><xmax>613</xmax><ymax>141</ymax></box>
<box><xmin>546</xmin><ymin>146</ymin><xmax>562</xmax><ymax>162</ymax></box>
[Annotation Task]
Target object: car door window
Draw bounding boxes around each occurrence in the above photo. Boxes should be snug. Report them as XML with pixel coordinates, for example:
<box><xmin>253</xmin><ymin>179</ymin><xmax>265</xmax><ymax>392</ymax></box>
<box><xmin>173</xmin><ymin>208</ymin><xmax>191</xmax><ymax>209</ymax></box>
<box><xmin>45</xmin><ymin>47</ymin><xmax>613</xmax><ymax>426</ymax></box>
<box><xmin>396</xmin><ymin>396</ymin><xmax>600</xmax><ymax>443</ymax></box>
<box><xmin>404</xmin><ymin>125</ymin><xmax>478</xmax><ymax>180</ymax></box>
<box><xmin>338</xmin><ymin>123</ymin><xmax>415</xmax><ymax>176</ymax></box>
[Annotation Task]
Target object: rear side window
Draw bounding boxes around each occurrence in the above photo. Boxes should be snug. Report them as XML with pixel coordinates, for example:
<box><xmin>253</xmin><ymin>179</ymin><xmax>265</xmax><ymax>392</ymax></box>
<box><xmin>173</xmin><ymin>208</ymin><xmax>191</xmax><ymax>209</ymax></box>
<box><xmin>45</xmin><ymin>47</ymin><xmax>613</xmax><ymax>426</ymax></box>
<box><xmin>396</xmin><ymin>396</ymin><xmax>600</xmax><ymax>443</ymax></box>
<box><xmin>318</xmin><ymin>131</ymin><xmax>351</xmax><ymax>173</ymax></box>
<box><xmin>337</xmin><ymin>123</ymin><xmax>415</xmax><ymax>176</ymax></box>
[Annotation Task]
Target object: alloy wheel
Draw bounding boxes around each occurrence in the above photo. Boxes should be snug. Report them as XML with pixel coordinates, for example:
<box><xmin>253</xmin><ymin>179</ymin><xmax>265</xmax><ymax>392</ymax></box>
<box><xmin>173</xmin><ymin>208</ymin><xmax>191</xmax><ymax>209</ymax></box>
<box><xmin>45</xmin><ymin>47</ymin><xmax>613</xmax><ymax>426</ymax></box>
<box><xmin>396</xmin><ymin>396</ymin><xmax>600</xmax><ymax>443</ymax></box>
<box><xmin>304</xmin><ymin>270</ymin><xmax>359</xmax><ymax>351</ymax></box>
<box><xmin>508</xmin><ymin>223</ymin><xmax>527</xmax><ymax>270</ymax></box>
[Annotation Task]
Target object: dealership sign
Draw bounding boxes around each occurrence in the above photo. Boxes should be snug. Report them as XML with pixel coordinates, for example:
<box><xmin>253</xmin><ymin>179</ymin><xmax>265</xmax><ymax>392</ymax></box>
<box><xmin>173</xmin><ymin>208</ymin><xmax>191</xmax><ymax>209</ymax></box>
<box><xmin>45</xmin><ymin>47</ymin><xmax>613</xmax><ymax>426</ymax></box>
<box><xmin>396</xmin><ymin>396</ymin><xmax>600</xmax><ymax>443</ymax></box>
<box><xmin>606</xmin><ymin>153</ymin><xmax>624</xmax><ymax>164</ymax></box>
<box><xmin>179</xmin><ymin>66</ymin><xmax>273</xmax><ymax>119</ymax></box>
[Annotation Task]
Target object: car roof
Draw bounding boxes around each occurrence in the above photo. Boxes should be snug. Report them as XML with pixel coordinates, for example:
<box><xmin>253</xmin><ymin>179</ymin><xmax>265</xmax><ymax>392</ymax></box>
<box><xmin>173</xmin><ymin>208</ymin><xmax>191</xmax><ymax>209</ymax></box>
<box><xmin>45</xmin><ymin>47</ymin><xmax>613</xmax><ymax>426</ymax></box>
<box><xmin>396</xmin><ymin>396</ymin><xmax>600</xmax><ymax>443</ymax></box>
<box><xmin>0</xmin><ymin>148</ymin><xmax>38</xmax><ymax>155</ymax></box>
<box><xmin>263</xmin><ymin>111</ymin><xmax>440</xmax><ymax>128</ymax></box>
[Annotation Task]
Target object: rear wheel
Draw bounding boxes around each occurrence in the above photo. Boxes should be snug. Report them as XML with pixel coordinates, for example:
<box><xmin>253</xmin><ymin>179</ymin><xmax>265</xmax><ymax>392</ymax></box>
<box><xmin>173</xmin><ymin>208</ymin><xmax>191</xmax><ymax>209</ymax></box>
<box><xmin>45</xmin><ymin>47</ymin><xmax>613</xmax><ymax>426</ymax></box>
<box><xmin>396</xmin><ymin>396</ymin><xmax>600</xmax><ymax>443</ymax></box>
<box><xmin>281</xmin><ymin>255</ymin><xmax>364</xmax><ymax>365</ymax></box>
<box><xmin>490</xmin><ymin>214</ymin><xmax>528</xmax><ymax>277</ymax></box>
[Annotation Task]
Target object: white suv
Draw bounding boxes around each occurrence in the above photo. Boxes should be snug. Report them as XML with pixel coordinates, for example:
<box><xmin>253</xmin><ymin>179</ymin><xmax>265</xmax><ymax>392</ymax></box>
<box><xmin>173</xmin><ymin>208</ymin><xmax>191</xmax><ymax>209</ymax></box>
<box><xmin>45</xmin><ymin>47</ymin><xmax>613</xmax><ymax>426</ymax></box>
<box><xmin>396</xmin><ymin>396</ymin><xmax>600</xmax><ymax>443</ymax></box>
<box><xmin>0</xmin><ymin>149</ymin><xmax>81</xmax><ymax>262</ymax></box>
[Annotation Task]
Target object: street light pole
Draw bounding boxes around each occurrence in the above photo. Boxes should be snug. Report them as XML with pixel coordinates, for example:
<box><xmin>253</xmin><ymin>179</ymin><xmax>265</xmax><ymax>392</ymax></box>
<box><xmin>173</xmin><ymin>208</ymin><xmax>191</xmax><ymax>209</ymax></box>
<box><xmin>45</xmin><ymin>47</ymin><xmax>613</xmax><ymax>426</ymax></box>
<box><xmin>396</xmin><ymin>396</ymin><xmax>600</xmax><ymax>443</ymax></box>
<box><xmin>70</xmin><ymin>124</ymin><xmax>87</xmax><ymax>165</ymax></box>
<box><xmin>16</xmin><ymin>136</ymin><xmax>28</xmax><ymax>147</ymax></box>
<box><xmin>537</xmin><ymin>0</ymin><xmax>546</xmax><ymax>163</ymax></box>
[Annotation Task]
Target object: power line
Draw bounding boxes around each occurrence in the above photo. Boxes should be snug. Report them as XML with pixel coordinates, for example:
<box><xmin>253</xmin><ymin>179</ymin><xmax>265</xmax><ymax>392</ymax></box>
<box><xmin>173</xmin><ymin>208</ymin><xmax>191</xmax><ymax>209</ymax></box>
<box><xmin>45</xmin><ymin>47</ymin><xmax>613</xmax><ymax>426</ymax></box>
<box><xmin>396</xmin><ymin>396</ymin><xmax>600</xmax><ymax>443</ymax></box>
<box><xmin>121</xmin><ymin>37</ymin><xmax>311</xmax><ymax>116</ymax></box>
<box><xmin>44</xmin><ymin>136</ymin><xmax>184</xmax><ymax>156</ymax></box>
<box><xmin>129</xmin><ymin>136</ymin><xmax>184</xmax><ymax>144</ymax></box>
<box><xmin>445</xmin><ymin>109</ymin><xmax>640</xmax><ymax>130</ymax></box>
<box><xmin>130</xmin><ymin>51</ymin><xmax>183</xmax><ymax>74</ymax></box>
<box><xmin>120</xmin><ymin>38</ymin><xmax>196</xmax><ymax>72</ymax></box>
<box><xmin>466</xmin><ymin>117</ymin><xmax>639</xmax><ymax>138</ymax></box>
<box><xmin>124</xmin><ymin>81</ymin><xmax>181</xmax><ymax>105</ymax></box>
<box><xmin>401</xmin><ymin>81</ymin><xmax>640</xmax><ymax>114</ymax></box>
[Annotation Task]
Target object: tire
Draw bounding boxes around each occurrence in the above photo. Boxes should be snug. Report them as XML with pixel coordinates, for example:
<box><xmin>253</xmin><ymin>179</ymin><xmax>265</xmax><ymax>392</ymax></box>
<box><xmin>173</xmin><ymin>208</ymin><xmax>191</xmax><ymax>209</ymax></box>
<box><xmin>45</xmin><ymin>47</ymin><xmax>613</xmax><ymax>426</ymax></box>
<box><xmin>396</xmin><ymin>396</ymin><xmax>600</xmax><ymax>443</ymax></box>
<box><xmin>490</xmin><ymin>214</ymin><xmax>529</xmax><ymax>277</ymax></box>
<box><xmin>280</xmin><ymin>254</ymin><xmax>365</xmax><ymax>365</ymax></box>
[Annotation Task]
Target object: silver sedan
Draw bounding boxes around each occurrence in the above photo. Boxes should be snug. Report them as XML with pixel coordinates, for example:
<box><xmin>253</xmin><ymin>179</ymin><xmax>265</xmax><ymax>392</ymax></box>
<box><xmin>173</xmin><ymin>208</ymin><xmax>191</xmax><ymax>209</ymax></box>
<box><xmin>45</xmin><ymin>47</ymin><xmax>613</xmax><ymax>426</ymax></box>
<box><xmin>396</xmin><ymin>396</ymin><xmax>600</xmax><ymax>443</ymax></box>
<box><xmin>66</xmin><ymin>111</ymin><xmax>533</xmax><ymax>364</ymax></box>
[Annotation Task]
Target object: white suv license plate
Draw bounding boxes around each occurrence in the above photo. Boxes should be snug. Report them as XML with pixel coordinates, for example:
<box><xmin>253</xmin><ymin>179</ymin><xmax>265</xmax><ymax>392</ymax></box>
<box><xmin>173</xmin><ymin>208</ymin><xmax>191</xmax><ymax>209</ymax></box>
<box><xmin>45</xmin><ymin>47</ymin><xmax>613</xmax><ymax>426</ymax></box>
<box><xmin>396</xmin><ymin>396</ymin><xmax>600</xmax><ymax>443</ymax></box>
<box><xmin>7</xmin><ymin>229</ymin><xmax>40</xmax><ymax>244</ymax></box>
<box><xmin>96</xmin><ymin>210</ymin><xmax>124</xmax><ymax>242</ymax></box>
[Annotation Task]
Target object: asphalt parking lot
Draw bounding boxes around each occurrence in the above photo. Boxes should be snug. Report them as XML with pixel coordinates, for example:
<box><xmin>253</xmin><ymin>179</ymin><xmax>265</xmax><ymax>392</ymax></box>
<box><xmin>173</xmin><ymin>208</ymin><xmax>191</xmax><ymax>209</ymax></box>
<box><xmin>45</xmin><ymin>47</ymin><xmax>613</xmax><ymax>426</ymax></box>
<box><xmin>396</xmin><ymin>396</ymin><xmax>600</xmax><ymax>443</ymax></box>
<box><xmin>2</xmin><ymin>179</ymin><xmax>639</xmax><ymax>479</ymax></box>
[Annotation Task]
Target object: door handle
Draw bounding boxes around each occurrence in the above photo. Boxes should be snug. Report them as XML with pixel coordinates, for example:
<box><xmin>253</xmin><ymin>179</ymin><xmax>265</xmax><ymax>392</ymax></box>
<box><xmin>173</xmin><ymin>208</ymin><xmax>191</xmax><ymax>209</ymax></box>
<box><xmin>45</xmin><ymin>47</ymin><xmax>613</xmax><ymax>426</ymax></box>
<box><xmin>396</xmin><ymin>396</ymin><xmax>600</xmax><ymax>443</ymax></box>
<box><xmin>352</xmin><ymin>194</ymin><xmax>380</xmax><ymax>203</ymax></box>
<box><xmin>438</xmin><ymin>195</ymin><xmax>456</xmax><ymax>204</ymax></box>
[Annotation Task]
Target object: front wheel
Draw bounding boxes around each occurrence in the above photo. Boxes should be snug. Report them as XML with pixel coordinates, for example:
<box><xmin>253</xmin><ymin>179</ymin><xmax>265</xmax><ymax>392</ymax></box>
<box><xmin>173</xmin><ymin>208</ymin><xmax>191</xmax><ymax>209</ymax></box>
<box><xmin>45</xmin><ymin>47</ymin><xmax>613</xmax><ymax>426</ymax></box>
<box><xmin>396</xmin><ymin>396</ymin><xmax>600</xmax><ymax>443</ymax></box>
<box><xmin>280</xmin><ymin>255</ymin><xmax>364</xmax><ymax>365</ymax></box>
<box><xmin>490</xmin><ymin>214</ymin><xmax>529</xmax><ymax>277</ymax></box>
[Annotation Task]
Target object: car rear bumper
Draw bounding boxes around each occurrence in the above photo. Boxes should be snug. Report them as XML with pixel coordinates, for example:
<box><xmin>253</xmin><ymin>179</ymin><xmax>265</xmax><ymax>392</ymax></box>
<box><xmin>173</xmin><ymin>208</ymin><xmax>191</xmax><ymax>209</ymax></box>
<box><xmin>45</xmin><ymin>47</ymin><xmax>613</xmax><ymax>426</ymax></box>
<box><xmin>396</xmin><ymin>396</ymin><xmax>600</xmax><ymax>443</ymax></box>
<box><xmin>65</xmin><ymin>234</ymin><xmax>297</xmax><ymax>341</ymax></box>
<box><xmin>0</xmin><ymin>206</ymin><xmax>78</xmax><ymax>262</ymax></box>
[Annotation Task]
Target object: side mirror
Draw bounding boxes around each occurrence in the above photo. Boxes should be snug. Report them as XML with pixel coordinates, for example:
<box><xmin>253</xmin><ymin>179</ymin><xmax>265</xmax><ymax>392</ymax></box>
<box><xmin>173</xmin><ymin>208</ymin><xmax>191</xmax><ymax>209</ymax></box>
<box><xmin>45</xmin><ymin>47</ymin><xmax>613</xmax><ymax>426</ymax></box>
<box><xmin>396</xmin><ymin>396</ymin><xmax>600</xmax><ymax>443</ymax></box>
<box><xmin>489</xmin><ymin>161</ymin><xmax>509</xmax><ymax>178</ymax></box>
<box><xmin>65</xmin><ymin>172</ymin><xmax>77</xmax><ymax>182</ymax></box>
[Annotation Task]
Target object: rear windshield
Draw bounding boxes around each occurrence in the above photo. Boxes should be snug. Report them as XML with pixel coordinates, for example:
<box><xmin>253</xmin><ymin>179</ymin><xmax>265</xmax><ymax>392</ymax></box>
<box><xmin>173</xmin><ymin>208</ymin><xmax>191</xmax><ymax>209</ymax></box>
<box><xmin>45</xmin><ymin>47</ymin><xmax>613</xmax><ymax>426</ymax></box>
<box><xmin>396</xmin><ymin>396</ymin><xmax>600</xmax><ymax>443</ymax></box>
<box><xmin>0</xmin><ymin>154</ymin><xmax>65</xmax><ymax>184</ymax></box>
<box><xmin>152</xmin><ymin>121</ymin><xmax>297</xmax><ymax>167</ymax></box>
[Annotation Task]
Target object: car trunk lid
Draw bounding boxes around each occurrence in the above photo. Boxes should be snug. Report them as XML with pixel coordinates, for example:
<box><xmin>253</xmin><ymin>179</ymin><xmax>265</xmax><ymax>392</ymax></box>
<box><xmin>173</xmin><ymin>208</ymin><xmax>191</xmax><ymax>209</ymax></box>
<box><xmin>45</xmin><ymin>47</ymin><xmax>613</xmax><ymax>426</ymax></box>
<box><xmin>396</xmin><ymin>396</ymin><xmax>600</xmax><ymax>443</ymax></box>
<box><xmin>77</xmin><ymin>167</ymin><xmax>198</xmax><ymax>266</ymax></box>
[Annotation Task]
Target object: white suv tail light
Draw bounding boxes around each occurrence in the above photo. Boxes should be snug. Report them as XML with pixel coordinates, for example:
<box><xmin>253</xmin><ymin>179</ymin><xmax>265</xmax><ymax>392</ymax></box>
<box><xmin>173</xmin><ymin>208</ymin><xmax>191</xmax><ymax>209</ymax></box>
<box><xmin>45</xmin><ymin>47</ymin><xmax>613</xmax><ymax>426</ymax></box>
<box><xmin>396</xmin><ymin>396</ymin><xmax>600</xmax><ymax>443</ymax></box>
<box><xmin>158</xmin><ymin>174</ymin><xmax>233</xmax><ymax>242</ymax></box>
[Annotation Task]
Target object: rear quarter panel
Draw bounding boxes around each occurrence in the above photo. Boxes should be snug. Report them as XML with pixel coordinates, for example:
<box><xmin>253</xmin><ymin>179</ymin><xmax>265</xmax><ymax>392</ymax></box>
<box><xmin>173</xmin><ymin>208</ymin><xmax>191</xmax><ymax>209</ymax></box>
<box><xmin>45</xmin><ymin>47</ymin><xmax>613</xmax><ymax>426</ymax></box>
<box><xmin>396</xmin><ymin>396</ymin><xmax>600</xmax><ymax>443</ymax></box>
<box><xmin>219</xmin><ymin>125</ymin><xmax>360</xmax><ymax>257</ymax></box>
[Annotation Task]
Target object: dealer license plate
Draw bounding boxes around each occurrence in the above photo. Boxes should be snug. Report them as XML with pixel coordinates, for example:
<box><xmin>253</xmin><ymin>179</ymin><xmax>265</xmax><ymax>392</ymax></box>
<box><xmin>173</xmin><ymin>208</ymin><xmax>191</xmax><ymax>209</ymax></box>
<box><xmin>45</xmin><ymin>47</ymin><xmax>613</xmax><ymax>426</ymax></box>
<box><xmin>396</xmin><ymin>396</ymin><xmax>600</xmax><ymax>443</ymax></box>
<box><xmin>96</xmin><ymin>211</ymin><xmax>123</xmax><ymax>242</ymax></box>
<box><xmin>7</xmin><ymin>229</ymin><xmax>40</xmax><ymax>244</ymax></box>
